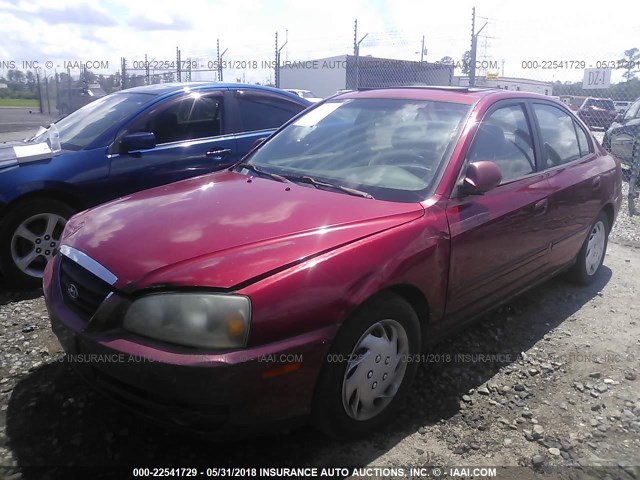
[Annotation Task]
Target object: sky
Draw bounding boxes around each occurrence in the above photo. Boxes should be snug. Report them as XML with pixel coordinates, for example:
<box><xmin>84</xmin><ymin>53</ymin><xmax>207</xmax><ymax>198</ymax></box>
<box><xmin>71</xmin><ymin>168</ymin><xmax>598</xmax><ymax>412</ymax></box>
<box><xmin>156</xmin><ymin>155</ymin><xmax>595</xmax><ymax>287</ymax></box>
<box><xmin>0</xmin><ymin>0</ymin><xmax>639</xmax><ymax>85</ymax></box>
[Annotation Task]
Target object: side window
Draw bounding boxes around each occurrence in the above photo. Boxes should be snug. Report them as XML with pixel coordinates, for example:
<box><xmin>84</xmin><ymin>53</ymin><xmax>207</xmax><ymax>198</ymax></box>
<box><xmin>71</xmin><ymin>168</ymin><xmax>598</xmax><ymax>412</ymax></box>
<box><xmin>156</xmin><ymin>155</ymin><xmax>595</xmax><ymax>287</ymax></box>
<box><xmin>235</xmin><ymin>92</ymin><xmax>304</xmax><ymax>132</ymax></box>
<box><xmin>533</xmin><ymin>104</ymin><xmax>581</xmax><ymax>168</ymax></box>
<box><xmin>574</xmin><ymin>121</ymin><xmax>592</xmax><ymax>157</ymax></box>
<box><xmin>129</xmin><ymin>94</ymin><xmax>223</xmax><ymax>144</ymax></box>
<box><xmin>625</xmin><ymin>100</ymin><xmax>640</xmax><ymax>121</ymax></box>
<box><xmin>467</xmin><ymin>104</ymin><xmax>535</xmax><ymax>183</ymax></box>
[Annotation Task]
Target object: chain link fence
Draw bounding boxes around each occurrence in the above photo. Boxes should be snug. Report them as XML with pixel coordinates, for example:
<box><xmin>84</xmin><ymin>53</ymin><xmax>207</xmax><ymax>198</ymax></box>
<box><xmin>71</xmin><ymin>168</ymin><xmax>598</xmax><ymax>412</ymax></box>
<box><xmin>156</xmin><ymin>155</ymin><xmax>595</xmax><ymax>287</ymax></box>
<box><xmin>24</xmin><ymin>27</ymin><xmax>640</xmax><ymax>215</ymax></box>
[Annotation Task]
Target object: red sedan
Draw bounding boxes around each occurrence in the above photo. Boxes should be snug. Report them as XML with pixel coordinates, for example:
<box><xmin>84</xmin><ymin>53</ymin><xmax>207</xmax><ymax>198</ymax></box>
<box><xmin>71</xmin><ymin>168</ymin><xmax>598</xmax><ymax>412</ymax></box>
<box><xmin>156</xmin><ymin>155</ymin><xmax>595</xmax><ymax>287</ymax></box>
<box><xmin>44</xmin><ymin>87</ymin><xmax>622</xmax><ymax>437</ymax></box>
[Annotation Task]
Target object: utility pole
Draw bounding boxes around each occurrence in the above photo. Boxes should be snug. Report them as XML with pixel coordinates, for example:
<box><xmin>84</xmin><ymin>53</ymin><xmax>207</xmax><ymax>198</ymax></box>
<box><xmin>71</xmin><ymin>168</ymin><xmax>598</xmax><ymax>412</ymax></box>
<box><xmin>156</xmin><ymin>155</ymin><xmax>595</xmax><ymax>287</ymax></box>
<box><xmin>44</xmin><ymin>70</ymin><xmax>50</xmax><ymax>114</ymax></box>
<box><xmin>217</xmin><ymin>39</ymin><xmax>227</xmax><ymax>82</ymax></box>
<box><xmin>469</xmin><ymin>7</ymin><xmax>486</xmax><ymax>87</ymax></box>
<box><xmin>354</xmin><ymin>19</ymin><xmax>368</xmax><ymax>89</ymax></box>
<box><xmin>121</xmin><ymin>57</ymin><xmax>127</xmax><ymax>89</ymax></box>
<box><xmin>275</xmin><ymin>32</ymin><xmax>279</xmax><ymax>88</ymax></box>
<box><xmin>275</xmin><ymin>32</ymin><xmax>288</xmax><ymax>88</ymax></box>
<box><xmin>176</xmin><ymin>47</ymin><xmax>182</xmax><ymax>82</ymax></box>
<box><xmin>420</xmin><ymin>35</ymin><xmax>425</xmax><ymax>63</ymax></box>
<box><xmin>145</xmin><ymin>54</ymin><xmax>149</xmax><ymax>85</ymax></box>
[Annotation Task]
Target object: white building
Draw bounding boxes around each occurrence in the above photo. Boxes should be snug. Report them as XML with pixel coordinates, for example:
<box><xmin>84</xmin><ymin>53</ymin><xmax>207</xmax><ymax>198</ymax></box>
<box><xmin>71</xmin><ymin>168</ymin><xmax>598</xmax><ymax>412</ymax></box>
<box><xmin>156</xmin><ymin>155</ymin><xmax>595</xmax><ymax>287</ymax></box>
<box><xmin>280</xmin><ymin>55</ymin><xmax>454</xmax><ymax>99</ymax></box>
<box><xmin>455</xmin><ymin>76</ymin><xmax>554</xmax><ymax>95</ymax></box>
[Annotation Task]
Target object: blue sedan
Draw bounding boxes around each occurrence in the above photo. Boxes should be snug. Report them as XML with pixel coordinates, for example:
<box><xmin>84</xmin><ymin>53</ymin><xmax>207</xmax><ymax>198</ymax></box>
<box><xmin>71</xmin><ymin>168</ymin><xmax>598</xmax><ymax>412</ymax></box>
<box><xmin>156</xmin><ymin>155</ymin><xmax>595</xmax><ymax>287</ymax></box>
<box><xmin>0</xmin><ymin>82</ymin><xmax>310</xmax><ymax>287</ymax></box>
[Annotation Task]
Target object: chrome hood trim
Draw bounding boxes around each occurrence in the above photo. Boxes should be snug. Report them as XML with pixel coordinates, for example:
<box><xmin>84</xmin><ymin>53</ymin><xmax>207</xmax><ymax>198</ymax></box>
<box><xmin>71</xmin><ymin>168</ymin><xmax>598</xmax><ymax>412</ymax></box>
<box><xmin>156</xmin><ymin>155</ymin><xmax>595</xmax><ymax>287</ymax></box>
<box><xmin>59</xmin><ymin>245</ymin><xmax>118</xmax><ymax>285</ymax></box>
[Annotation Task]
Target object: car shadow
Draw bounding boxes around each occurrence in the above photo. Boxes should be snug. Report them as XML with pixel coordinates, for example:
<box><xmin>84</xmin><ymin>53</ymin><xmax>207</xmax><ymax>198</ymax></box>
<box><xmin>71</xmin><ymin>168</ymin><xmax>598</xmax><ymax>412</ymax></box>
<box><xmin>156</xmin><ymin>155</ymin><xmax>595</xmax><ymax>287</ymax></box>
<box><xmin>0</xmin><ymin>283</ymin><xmax>42</xmax><ymax>307</ymax></box>
<box><xmin>5</xmin><ymin>268</ymin><xmax>612</xmax><ymax>479</ymax></box>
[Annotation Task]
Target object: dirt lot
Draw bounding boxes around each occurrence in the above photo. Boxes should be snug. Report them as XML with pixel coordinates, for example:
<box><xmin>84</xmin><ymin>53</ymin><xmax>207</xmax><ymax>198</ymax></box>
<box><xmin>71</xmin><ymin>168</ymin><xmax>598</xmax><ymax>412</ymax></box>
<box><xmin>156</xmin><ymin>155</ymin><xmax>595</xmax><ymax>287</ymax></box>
<box><xmin>0</xmin><ymin>122</ymin><xmax>638</xmax><ymax>479</ymax></box>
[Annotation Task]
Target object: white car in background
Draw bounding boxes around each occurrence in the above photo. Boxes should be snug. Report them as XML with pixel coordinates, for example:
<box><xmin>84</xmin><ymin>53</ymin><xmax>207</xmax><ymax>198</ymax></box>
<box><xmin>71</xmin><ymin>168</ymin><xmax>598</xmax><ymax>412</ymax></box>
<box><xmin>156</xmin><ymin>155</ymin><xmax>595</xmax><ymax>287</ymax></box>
<box><xmin>614</xmin><ymin>100</ymin><xmax>632</xmax><ymax>114</ymax></box>
<box><xmin>284</xmin><ymin>89</ymin><xmax>323</xmax><ymax>103</ymax></box>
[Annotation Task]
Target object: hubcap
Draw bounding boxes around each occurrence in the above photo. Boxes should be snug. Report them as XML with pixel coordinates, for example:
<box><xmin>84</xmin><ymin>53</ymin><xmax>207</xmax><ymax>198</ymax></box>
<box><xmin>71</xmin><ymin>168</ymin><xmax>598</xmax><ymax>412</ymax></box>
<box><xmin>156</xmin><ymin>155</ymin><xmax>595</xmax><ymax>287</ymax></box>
<box><xmin>341</xmin><ymin>319</ymin><xmax>409</xmax><ymax>421</ymax></box>
<box><xmin>585</xmin><ymin>221</ymin><xmax>605</xmax><ymax>276</ymax></box>
<box><xmin>10</xmin><ymin>213</ymin><xmax>66</xmax><ymax>278</ymax></box>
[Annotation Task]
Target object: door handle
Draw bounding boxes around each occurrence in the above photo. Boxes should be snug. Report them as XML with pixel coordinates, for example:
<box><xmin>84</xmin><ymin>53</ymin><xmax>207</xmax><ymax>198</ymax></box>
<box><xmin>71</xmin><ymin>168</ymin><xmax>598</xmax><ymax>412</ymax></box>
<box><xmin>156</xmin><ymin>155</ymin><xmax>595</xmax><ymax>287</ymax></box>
<box><xmin>205</xmin><ymin>148</ymin><xmax>232</xmax><ymax>161</ymax></box>
<box><xmin>533</xmin><ymin>199</ymin><xmax>548</xmax><ymax>216</ymax></box>
<box><xmin>593</xmin><ymin>176</ymin><xmax>601</xmax><ymax>191</ymax></box>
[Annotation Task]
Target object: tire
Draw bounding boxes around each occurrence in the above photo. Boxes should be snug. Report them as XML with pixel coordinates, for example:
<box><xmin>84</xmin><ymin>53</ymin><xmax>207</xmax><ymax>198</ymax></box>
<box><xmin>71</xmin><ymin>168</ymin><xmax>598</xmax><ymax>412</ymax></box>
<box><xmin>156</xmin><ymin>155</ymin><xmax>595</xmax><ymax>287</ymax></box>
<box><xmin>567</xmin><ymin>211</ymin><xmax>610</xmax><ymax>286</ymax></box>
<box><xmin>311</xmin><ymin>292</ymin><xmax>421</xmax><ymax>438</ymax></box>
<box><xmin>0</xmin><ymin>198</ymin><xmax>75</xmax><ymax>289</ymax></box>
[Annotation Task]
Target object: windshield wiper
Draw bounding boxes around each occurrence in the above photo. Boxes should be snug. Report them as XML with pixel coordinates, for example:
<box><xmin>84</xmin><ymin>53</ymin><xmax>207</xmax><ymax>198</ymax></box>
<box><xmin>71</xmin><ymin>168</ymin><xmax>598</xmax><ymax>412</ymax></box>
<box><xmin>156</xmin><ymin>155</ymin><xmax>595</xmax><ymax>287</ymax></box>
<box><xmin>287</xmin><ymin>175</ymin><xmax>374</xmax><ymax>199</ymax></box>
<box><xmin>237</xmin><ymin>163</ymin><xmax>292</xmax><ymax>184</ymax></box>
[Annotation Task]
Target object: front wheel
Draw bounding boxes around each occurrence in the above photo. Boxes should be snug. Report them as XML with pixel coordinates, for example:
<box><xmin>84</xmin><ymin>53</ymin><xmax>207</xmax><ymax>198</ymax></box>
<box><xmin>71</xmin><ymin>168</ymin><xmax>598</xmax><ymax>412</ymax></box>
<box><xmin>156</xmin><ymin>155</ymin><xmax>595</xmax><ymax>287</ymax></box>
<box><xmin>312</xmin><ymin>292</ymin><xmax>421</xmax><ymax>437</ymax></box>
<box><xmin>567</xmin><ymin>211</ymin><xmax>610</xmax><ymax>285</ymax></box>
<box><xmin>0</xmin><ymin>199</ymin><xmax>75</xmax><ymax>289</ymax></box>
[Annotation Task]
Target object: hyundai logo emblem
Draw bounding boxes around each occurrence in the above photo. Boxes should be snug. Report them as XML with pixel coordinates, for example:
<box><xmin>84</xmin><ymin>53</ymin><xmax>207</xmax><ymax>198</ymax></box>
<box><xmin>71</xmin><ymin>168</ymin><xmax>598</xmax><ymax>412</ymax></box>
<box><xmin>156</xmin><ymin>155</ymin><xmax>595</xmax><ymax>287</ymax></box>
<box><xmin>67</xmin><ymin>284</ymin><xmax>79</xmax><ymax>300</ymax></box>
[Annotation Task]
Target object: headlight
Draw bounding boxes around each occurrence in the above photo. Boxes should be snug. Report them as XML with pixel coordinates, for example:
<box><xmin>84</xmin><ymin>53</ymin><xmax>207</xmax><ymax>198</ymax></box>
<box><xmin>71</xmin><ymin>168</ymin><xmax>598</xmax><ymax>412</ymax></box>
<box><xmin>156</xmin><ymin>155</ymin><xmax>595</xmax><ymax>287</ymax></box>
<box><xmin>123</xmin><ymin>293</ymin><xmax>251</xmax><ymax>349</ymax></box>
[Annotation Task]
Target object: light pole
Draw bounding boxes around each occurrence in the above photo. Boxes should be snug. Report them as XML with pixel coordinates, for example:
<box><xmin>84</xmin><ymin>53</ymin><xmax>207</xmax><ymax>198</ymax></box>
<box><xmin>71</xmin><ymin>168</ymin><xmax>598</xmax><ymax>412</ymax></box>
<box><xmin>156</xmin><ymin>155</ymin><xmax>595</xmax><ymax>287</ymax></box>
<box><xmin>469</xmin><ymin>7</ymin><xmax>487</xmax><ymax>88</ymax></box>
<box><xmin>355</xmin><ymin>33</ymin><xmax>368</xmax><ymax>88</ymax></box>
<box><xmin>276</xmin><ymin>39</ymin><xmax>287</xmax><ymax>88</ymax></box>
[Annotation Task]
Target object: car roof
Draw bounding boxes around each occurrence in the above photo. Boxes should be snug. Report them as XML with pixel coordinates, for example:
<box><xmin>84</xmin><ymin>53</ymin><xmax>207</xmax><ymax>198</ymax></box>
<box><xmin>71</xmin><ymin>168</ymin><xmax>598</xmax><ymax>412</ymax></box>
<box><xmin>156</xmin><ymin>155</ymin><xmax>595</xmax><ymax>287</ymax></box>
<box><xmin>114</xmin><ymin>82</ymin><xmax>309</xmax><ymax>103</ymax></box>
<box><xmin>334</xmin><ymin>86</ymin><xmax>563</xmax><ymax>106</ymax></box>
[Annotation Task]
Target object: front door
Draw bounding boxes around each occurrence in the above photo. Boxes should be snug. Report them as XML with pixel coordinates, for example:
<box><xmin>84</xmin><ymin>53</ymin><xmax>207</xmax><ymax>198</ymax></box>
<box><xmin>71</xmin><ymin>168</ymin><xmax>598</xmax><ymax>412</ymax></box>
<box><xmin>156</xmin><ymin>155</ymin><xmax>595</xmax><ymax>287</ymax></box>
<box><xmin>108</xmin><ymin>91</ymin><xmax>236</xmax><ymax>197</ymax></box>
<box><xmin>445</xmin><ymin>101</ymin><xmax>552</xmax><ymax>324</ymax></box>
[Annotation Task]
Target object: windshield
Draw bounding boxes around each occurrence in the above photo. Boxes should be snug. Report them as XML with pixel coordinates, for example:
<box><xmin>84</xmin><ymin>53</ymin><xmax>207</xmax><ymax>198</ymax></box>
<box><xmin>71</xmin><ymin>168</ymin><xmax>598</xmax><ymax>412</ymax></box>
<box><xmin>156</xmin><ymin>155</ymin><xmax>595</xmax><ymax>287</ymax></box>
<box><xmin>239</xmin><ymin>98</ymin><xmax>470</xmax><ymax>202</ymax></box>
<box><xmin>35</xmin><ymin>93</ymin><xmax>155</xmax><ymax>150</ymax></box>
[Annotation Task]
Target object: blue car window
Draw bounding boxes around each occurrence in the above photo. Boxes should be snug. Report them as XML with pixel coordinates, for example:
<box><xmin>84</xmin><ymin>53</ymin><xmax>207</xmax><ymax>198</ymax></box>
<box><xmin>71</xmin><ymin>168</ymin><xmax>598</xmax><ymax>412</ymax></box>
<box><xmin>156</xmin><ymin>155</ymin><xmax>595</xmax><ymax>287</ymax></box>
<box><xmin>44</xmin><ymin>93</ymin><xmax>154</xmax><ymax>150</ymax></box>
<box><xmin>235</xmin><ymin>93</ymin><xmax>305</xmax><ymax>132</ymax></box>
<box><xmin>130</xmin><ymin>94</ymin><xmax>223</xmax><ymax>144</ymax></box>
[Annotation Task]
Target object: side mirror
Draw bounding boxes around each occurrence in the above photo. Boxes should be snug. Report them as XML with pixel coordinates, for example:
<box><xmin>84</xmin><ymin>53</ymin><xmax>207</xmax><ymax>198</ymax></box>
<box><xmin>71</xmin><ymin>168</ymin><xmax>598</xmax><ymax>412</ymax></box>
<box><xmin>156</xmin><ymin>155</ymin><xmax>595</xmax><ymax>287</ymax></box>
<box><xmin>120</xmin><ymin>132</ymin><xmax>156</xmax><ymax>153</ymax></box>
<box><xmin>614</xmin><ymin>113</ymin><xmax>624</xmax><ymax>123</ymax></box>
<box><xmin>251</xmin><ymin>137</ymin><xmax>268</xmax><ymax>150</ymax></box>
<box><xmin>461</xmin><ymin>161</ymin><xmax>502</xmax><ymax>195</ymax></box>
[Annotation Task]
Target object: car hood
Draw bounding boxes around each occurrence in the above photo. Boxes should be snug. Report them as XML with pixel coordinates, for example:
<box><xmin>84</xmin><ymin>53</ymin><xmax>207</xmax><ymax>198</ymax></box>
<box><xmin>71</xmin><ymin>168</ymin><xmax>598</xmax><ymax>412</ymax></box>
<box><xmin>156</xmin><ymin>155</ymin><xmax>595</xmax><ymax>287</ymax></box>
<box><xmin>0</xmin><ymin>139</ymin><xmax>72</xmax><ymax>170</ymax></box>
<box><xmin>62</xmin><ymin>170</ymin><xmax>424</xmax><ymax>291</ymax></box>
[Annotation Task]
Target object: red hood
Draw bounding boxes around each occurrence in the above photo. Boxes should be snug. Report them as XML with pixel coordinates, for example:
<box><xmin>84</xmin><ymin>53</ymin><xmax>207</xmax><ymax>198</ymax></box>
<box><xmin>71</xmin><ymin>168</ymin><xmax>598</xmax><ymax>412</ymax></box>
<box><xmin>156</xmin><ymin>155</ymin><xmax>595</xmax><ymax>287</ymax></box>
<box><xmin>62</xmin><ymin>170</ymin><xmax>424</xmax><ymax>290</ymax></box>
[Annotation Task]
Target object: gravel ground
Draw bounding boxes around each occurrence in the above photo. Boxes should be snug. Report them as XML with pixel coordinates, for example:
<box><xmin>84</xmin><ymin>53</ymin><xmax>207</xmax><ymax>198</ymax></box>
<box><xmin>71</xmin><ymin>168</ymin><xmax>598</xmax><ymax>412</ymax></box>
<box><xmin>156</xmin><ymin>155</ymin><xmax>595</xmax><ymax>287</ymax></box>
<box><xmin>611</xmin><ymin>178</ymin><xmax>640</xmax><ymax>246</ymax></box>
<box><xmin>0</xmin><ymin>132</ymin><xmax>638</xmax><ymax>478</ymax></box>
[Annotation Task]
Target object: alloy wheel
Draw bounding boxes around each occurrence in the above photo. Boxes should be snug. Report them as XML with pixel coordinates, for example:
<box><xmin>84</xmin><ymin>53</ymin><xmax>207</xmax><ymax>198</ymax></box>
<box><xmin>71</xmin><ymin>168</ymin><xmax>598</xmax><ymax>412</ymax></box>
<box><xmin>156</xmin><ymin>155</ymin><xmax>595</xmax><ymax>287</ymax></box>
<box><xmin>10</xmin><ymin>213</ymin><xmax>66</xmax><ymax>278</ymax></box>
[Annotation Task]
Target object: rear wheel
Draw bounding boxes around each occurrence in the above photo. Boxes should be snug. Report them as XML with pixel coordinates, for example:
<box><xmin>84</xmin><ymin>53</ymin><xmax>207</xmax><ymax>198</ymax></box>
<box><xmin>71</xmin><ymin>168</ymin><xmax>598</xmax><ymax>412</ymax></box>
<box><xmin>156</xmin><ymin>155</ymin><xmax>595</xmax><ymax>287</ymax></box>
<box><xmin>567</xmin><ymin>211</ymin><xmax>610</xmax><ymax>285</ymax></box>
<box><xmin>0</xmin><ymin>199</ymin><xmax>75</xmax><ymax>288</ymax></box>
<box><xmin>312</xmin><ymin>292</ymin><xmax>420</xmax><ymax>437</ymax></box>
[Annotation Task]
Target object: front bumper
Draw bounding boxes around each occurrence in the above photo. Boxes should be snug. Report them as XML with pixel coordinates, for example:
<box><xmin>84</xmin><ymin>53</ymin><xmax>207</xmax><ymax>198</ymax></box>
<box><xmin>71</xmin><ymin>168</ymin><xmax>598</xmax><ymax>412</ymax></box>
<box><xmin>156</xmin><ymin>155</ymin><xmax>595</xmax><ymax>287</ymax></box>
<box><xmin>44</xmin><ymin>255</ymin><xmax>333</xmax><ymax>435</ymax></box>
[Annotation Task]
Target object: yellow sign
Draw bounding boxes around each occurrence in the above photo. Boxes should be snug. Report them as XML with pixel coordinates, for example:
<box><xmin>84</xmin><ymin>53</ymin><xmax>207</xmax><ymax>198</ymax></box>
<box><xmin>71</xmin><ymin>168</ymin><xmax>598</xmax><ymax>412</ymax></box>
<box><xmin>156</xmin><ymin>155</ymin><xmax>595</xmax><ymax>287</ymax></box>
<box><xmin>486</xmin><ymin>72</ymin><xmax>499</xmax><ymax>80</ymax></box>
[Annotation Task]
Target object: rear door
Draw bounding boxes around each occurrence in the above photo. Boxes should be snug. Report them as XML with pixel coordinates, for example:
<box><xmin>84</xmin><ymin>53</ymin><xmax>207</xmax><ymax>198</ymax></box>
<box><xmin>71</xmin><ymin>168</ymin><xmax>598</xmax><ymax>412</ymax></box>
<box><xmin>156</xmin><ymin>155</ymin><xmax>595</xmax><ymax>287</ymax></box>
<box><xmin>530</xmin><ymin>101</ymin><xmax>609</xmax><ymax>268</ymax></box>
<box><xmin>445</xmin><ymin>100</ymin><xmax>553</xmax><ymax>324</ymax></box>
<box><xmin>227</xmin><ymin>89</ymin><xmax>308</xmax><ymax>162</ymax></box>
<box><xmin>108</xmin><ymin>89</ymin><xmax>236</xmax><ymax>197</ymax></box>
